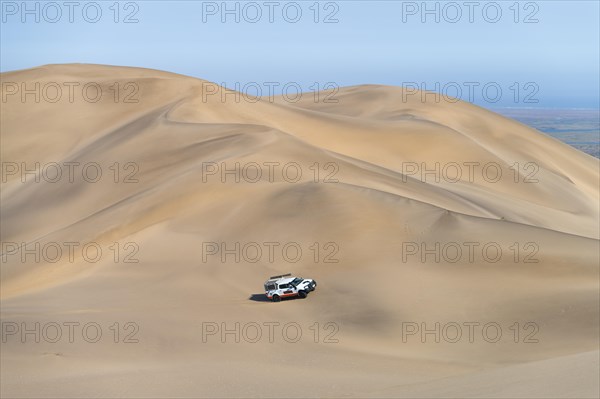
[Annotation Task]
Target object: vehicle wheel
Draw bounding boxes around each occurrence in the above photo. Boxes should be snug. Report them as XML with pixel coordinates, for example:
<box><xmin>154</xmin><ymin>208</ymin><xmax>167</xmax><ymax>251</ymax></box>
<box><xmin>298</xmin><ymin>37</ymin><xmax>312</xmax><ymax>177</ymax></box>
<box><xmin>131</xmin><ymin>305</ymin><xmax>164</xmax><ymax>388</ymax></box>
<box><xmin>298</xmin><ymin>290</ymin><xmax>307</xmax><ymax>298</ymax></box>
<box><xmin>272</xmin><ymin>295</ymin><xmax>281</xmax><ymax>302</ymax></box>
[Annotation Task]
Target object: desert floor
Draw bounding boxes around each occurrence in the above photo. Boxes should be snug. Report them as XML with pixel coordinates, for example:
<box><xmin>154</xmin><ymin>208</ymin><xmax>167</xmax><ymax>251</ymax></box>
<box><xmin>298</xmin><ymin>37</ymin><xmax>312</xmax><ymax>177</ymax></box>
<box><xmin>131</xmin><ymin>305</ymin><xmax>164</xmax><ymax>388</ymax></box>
<box><xmin>1</xmin><ymin>64</ymin><xmax>598</xmax><ymax>398</ymax></box>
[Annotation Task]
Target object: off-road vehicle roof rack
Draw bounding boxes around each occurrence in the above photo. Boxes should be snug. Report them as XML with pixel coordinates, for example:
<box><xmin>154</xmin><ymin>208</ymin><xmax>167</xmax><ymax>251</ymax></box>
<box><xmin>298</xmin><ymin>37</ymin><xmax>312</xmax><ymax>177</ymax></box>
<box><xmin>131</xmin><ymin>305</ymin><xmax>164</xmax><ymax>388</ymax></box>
<box><xmin>268</xmin><ymin>273</ymin><xmax>292</xmax><ymax>280</ymax></box>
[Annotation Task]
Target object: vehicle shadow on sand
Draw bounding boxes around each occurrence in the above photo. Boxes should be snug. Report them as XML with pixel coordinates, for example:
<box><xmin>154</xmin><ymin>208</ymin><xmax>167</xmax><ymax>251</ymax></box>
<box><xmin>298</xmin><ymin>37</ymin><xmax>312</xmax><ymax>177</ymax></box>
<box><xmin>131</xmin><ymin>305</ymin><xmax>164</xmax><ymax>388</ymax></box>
<box><xmin>248</xmin><ymin>294</ymin><xmax>304</xmax><ymax>302</ymax></box>
<box><xmin>248</xmin><ymin>294</ymin><xmax>271</xmax><ymax>302</ymax></box>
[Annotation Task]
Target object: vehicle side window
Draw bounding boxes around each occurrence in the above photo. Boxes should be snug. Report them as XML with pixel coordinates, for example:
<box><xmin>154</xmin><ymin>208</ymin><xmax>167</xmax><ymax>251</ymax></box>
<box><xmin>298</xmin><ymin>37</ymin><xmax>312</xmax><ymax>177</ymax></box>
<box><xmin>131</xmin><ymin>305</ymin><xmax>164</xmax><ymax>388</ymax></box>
<box><xmin>279</xmin><ymin>284</ymin><xmax>289</xmax><ymax>289</ymax></box>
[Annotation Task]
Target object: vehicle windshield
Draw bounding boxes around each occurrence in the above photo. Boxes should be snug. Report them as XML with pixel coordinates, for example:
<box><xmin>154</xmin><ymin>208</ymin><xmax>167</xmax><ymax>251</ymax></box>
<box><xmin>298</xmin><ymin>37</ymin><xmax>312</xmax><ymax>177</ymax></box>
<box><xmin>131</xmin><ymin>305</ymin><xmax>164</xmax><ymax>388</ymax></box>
<box><xmin>291</xmin><ymin>277</ymin><xmax>303</xmax><ymax>286</ymax></box>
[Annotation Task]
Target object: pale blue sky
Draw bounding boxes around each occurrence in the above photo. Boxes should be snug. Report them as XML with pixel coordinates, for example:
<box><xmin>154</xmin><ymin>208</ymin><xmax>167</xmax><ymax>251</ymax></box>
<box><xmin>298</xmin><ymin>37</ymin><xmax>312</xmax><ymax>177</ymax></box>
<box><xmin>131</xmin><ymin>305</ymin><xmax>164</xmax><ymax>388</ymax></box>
<box><xmin>1</xmin><ymin>0</ymin><xmax>599</xmax><ymax>108</ymax></box>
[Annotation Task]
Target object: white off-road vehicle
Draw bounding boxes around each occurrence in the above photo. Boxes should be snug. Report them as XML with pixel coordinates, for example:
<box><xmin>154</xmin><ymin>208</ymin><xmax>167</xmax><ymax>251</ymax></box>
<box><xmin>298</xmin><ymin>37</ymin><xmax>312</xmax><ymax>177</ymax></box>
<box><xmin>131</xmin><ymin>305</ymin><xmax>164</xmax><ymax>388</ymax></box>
<box><xmin>264</xmin><ymin>273</ymin><xmax>317</xmax><ymax>302</ymax></box>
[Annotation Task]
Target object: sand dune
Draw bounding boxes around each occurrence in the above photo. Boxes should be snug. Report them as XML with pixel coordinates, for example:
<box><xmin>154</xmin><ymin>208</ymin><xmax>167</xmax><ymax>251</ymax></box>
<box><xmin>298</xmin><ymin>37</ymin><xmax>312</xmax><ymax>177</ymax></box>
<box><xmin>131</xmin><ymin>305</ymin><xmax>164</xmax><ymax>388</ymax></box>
<box><xmin>1</xmin><ymin>64</ymin><xmax>598</xmax><ymax>398</ymax></box>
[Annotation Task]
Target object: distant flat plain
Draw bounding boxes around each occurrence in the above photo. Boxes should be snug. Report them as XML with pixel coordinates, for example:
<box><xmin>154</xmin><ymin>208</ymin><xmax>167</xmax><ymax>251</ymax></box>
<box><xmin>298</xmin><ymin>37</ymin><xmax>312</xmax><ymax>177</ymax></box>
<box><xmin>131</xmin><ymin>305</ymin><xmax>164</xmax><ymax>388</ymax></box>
<box><xmin>495</xmin><ymin>108</ymin><xmax>600</xmax><ymax>158</ymax></box>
